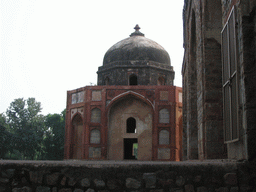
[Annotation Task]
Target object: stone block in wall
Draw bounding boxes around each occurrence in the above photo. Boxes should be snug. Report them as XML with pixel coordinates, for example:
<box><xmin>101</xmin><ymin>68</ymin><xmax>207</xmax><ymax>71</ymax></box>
<box><xmin>215</xmin><ymin>187</ymin><xmax>228</xmax><ymax>192</ymax></box>
<box><xmin>68</xmin><ymin>177</ymin><xmax>76</xmax><ymax>186</ymax></box>
<box><xmin>149</xmin><ymin>189</ymin><xmax>164</xmax><ymax>192</ymax></box>
<box><xmin>0</xmin><ymin>186</ymin><xmax>5</xmax><ymax>192</ymax></box>
<box><xmin>0</xmin><ymin>178</ymin><xmax>9</xmax><ymax>183</ymax></box>
<box><xmin>224</xmin><ymin>173</ymin><xmax>237</xmax><ymax>185</ymax></box>
<box><xmin>230</xmin><ymin>187</ymin><xmax>239</xmax><ymax>192</ymax></box>
<box><xmin>29</xmin><ymin>171</ymin><xmax>44</xmax><ymax>184</ymax></box>
<box><xmin>184</xmin><ymin>184</ymin><xmax>194</xmax><ymax>192</ymax></box>
<box><xmin>169</xmin><ymin>188</ymin><xmax>183</xmax><ymax>192</ymax></box>
<box><xmin>175</xmin><ymin>176</ymin><xmax>185</xmax><ymax>186</ymax></box>
<box><xmin>193</xmin><ymin>175</ymin><xmax>201</xmax><ymax>183</ymax></box>
<box><xmin>46</xmin><ymin>172</ymin><xmax>60</xmax><ymax>185</ymax></box>
<box><xmin>81</xmin><ymin>178</ymin><xmax>90</xmax><ymax>187</ymax></box>
<box><xmin>143</xmin><ymin>173</ymin><xmax>156</xmax><ymax>188</ymax></box>
<box><xmin>107</xmin><ymin>179</ymin><xmax>122</xmax><ymax>190</ymax></box>
<box><xmin>12</xmin><ymin>186</ymin><xmax>32</xmax><ymax>192</ymax></box>
<box><xmin>36</xmin><ymin>186</ymin><xmax>50</xmax><ymax>192</ymax></box>
<box><xmin>196</xmin><ymin>187</ymin><xmax>207</xmax><ymax>192</ymax></box>
<box><xmin>85</xmin><ymin>189</ymin><xmax>95</xmax><ymax>192</ymax></box>
<box><xmin>93</xmin><ymin>179</ymin><xmax>105</xmax><ymax>188</ymax></box>
<box><xmin>74</xmin><ymin>189</ymin><xmax>84</xmax><ymax>192</ymax></box>
<box><xmin>126</xmin><ymin>178</ymin><xmax>141</xmax><ymax>189</ymax></box>
<box><xmin>240</xmin><ymin>185</ymin><xmax>252</xmax><ymax>192</ymax></box>
<box><xmin>158</xmin><ymin>179</ymin><xmax>174</xmax><ymax>187</ymax></box>
<box><xmin>58</xmin><ymin>189</ymin><xmax>72</xmax><ymax>192</ymax></box>
<box><xmin>1</xmin><ymin>169</ymin><xmax>15</xmax><ymax>178</ymax></box>
<box><xmin>61</xmin><ymin>176</ymin><xmax>67</xmax><ymax>185</ymax></box>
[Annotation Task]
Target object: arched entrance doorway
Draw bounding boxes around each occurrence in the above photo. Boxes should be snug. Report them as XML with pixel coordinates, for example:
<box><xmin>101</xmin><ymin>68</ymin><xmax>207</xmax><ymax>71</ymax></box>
<box><xmin>108</xmin><ymin>94</ymin><xmax>153</xmax><ymax>160</ymax></box>
<box><xmin>71</xmin><ymin>114</ymin><xmax>83</xmax><ymax>159</ymax></box>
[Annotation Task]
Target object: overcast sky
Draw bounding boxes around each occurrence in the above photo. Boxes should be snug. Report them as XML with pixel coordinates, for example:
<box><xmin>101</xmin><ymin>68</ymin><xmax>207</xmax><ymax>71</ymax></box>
<box><xmin>1</xmin><ymin>0</ymin><xmax>184</xmax><ymax>115</ymax></box>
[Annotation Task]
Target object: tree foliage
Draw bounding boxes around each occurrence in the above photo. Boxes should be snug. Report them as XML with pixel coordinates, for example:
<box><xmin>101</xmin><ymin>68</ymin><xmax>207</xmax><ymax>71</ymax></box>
<box><xmin>43</xmin><ymin>110</ymin><xmax>65</xmax><ymax>160</ymax></box>
<box><xmin>1</xmin><ymin>98</ymin><xmax>65</xmax><ymax>160</ymax></box>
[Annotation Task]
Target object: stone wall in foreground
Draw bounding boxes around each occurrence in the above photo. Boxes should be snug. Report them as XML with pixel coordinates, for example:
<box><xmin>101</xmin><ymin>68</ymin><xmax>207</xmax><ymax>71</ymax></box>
<box><xmin>0</xmin><ymin>160</ymin><xmax>255</xmax><ymax>192</ymax></box>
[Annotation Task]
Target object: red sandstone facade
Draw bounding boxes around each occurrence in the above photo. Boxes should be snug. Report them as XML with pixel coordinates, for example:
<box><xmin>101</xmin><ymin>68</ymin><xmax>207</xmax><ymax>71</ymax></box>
<box><xmin>64</xmin><ymin>85</ymin><xmax>182</xmax><ymax>161</ymax></box>
<box><xmin>64</xmin><ymin>26</ymin><xmax>182</xmax><ymax>161</ymax></box>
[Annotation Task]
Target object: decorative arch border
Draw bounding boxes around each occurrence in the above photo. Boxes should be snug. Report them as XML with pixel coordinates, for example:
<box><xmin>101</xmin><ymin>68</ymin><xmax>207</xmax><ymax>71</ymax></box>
<box><xmin>106</xmin><ymin>91</ymin><xmax>155</xmax><ymax>114</ymax></box>
<box><xmin>70</xmin><ymin>111</ymin><xmax>83</xmax><ymax>123</ymax></box>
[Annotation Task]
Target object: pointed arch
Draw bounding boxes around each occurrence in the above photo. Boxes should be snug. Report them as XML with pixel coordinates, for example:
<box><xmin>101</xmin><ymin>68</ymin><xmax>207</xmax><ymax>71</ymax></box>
<box><xmin>106</xmin><ymin>91</ymin><xmax>154</xmax><ymax>113</ymax></box>
<box><xmin>71</xmin><ymin>114</ymin><xmax>83</xmax><ymax>159</ymax></box>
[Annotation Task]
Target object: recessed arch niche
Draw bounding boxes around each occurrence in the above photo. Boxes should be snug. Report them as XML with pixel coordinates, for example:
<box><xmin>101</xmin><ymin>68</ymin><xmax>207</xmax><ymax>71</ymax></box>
<box><xmin>71</xmin><ymin>114</ymin><xmax>83</xmax><ymax>159</ymax></box>
<box><xmin>108</xmin><ymin>95</ymin><xmax>153</xmax><ymax>160</ymax></box>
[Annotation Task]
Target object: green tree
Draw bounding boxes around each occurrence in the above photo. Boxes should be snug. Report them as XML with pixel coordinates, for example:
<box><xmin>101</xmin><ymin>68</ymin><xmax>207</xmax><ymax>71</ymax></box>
<box><xmin>6</xmin><ymin>98</ymin><xmax>46</xmax><ymax>160</ymax></box>
<box><xmin>44</xmin><ymin>109</ymin><xmax>65</xmax><ymax>160</ymax></box>
<box><xmin>0</xmin><ymin>113</ymin><xmax>13</xmax><ymax>158</ymax></box>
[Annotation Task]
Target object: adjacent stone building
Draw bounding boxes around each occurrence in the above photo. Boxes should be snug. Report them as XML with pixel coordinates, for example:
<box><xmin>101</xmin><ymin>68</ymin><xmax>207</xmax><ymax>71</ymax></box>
<box><xmin>183</xmin><ymin>0</ymin><xmax>256</xmax><ymax>161</ymax></box>
<box><xmin>64</xmin><ymin>25</ymin><xmax>183</xmax><ymax>161</ymax></box>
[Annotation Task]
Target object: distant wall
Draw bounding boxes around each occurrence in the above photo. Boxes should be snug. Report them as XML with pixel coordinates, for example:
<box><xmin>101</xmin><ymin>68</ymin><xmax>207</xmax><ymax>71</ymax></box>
<box><xmin>0</xmin><ymin>160</ymin><xmax>255</xmax><ymax>192</ymax></box>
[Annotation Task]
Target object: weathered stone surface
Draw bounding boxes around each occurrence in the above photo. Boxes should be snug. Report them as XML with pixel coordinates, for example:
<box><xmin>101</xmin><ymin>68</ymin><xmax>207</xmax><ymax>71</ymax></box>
<box><xmin>224</xmin><ymin>173</ymin><xmax>237</xmax><ymax>185</ymax></box>
<box><xmin>85</xmin><ymin>189</ymin><xmax>95</xmax><ymax>192</ymax></box>
<box><xmin>74</xmin><ymin>189</ymin><xmax>84</xmax><ymax>192</ymax></box>
<box><xmin>29</xmin><ymin>171</ymin><xmax>43</xmax><ymax>184</ymax></box>
<box><xmin>94</xmin><ymin>179</ymin><xmax>105</xmax><ymax>188</ymax></box>
<box><xmin>12</xmin><ymin>179</ymin><xmax>18</xmax><ymax>186</ymax></box>
<box><xmin>169</xmin><ymin>188</ymin><xmax>183</xmax><ymax>192</ymax></box>
<box><xmin>230</xmin><ymin>187</ymin><xmax>239</xmax><ymax>192</ymax></box>
<box><xmin>184</xmin><ymin>184</ymin><xmax>194</xmax><ymax>192</ymax></box>
<box><xmin>36</xmin><ymin>186</ymin><xmax>51</xmax><ymax>192</ymax></box>
<box><xmin>176</xmin><ymin>176</ymin><xmax>185</xmax><ymax>186</ymax></box>
<box><xmin>158</xmin><ymin>179</ymin><xmax>174</xmax><ymax>187</ymax></box>
<box><xmin>52</xmin><ymin>187</ymin><xmax>57</xmax><ymax>192</ymax></box>
<box><xmin>107</xmin><ymin>179</ymin><xmax>122</xmax><ymax>190</ymax></box>
<box><xmin>12</xmin><ymin>186</ymin><xmax>32</xmax><ymax>192</ymax></box>
<box><xmin>149</xmin><ymin>190</ymin><xmax>164</xmax><ymax>192</ymax></box>
<box><xmin>68</xmin><ymin>177</ymin><xmax>76</xmax><ymax>186</ymax></box>
<box><xmin>81</xmin><ymin>178</ymin><xmax>90</xmax><ymax>187</ymax></box>
<box><xmin>215</xmin><ymin>187</ymin><xmax>228</xmax><ymax>192</ymax></box>
<box><xmin>58</xmin><ymin>189</ymin><xmax>72</xmax><ymax>192</ymax></box>
<box><xmin>61</xmin><ymin>176</ymin><xmax>67</xmax><ymax>185</ymax></box>
<box><xmin>2</xmin><ymin>169</ymin><xmax>15</xmax><ymax>178</ymax></box>
<box><xmin>21</xmin><ymin>177</ymin><xmax>28</xmax><ymax>184</ymax></box>
<box><xmin>196</xmin><ymin>187</ymin><xmax>207</xmax><ymax>192</ymax></box>
<box><xmin>194</xmin><ymin>175</ymin><xmax>201</xmax><ymax>183</ymax></box>
<box><xmin>0</xmin><ymin>178</ymin><xmax>9</xmax><ymax>183</ymax></box>
<box><xmin>143</xmin><ymin>173</ymin><xmax>156</xmax><ymax>188</ymax></box>
<box><xmin>240</xmin><ymin>185</ymin><xmax>252</xmax><ymax>192</ymax></box>
<box><xmin>126</xmin><ymin>178</ymin><xmax>141</xmax><ymax>189</ymax></box>
<box><xmin>0</xmin><ymin>186</ymin><xmax>5</xmax><ymax>192</ymax></box>
<box><xmin>46</xmin><ymin>172</ymin><xmax>60</xmax><ymax>185</ymax></box>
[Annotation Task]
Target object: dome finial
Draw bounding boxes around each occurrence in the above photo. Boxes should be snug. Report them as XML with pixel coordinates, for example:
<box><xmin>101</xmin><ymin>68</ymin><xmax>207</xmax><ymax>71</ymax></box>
<box><xmin>134</xmin><ymin>24</ymin><xmax>140</xmax><ymax>31</ymax></box>
<box><xmin>130</xmin><ymin>24</ymin><xmax>144</xmax><ymax>37</ymax></box>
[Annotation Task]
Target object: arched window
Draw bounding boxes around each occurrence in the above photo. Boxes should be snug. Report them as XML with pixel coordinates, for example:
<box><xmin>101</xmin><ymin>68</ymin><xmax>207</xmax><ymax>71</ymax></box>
<box><xmin>91</xmin><ymin>108</ymin><xmax>101</xmax><ymax>123</ymax></box>
<box><xmin>129</xmin><ymin>74</ymin><xmax>138</xmax><ymax>85</ymax></box>
<box><xmin>158</xmin><ymin>76</ymin><xmax>165</xmax><ymax>85</ymax></box>
<box><xmin>127</xmin><ymin>117</ymin><xmax>136</xmax><ymax>133</ymax></box>
<box><xmin>159</xmin><ymin>108</ymin><xmax>170</xmax><ymax>123</ymax></box>
<box><xmin>90</xmin><ymin>129</ymin><xmax>101</xmax><ymax>144</ymax></box>
<box><xmin>159</xmin><ymin>130</ymin><xmax>169</xmax><ymax>145</ymax></box>
<box><xmin>105</xmin><ymin>77</ymin><xmax>110</xmax><ymax>85</ymax></box>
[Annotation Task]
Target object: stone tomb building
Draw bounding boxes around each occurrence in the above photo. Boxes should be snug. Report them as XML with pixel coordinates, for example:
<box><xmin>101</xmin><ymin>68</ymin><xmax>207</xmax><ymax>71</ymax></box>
<box><xmin>64</xmin><ymin>25</ymin><xmax>182</xmax><ymax>161</ymax></box>
<box><xmin>183</xmin><ymin>0</ymin><xmax>256</xmax><ymax>161</ymax></box>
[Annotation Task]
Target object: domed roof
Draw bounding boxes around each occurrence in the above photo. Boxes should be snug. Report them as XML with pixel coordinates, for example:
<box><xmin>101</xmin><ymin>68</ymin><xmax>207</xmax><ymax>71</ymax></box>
<box><xmin>103</xmin><ymin>25</ymin><xmax>171</xmax><ymax>66</ymax></box>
